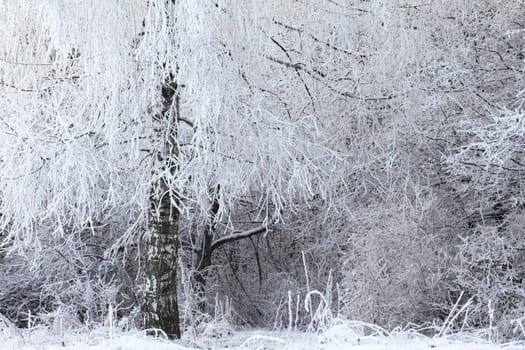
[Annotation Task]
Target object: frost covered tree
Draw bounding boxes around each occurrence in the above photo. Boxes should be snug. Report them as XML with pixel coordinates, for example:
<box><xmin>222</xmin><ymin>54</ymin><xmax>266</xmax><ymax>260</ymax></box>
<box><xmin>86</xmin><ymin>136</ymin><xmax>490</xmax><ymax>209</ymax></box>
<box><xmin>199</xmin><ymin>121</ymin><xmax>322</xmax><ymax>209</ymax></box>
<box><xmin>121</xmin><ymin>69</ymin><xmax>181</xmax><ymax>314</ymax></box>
<box><xmin>333</xmin><ymin>0</ymin><xmax>525</xmax><ymax>335</ymax></box>
<box><xmin>442</xmin><ymin>1</ymin><xmax>525</xmax><ymax>336</ymax></box>
<box><xmin>0</xmin><ymin>0</ymin><xmax>346</xmax><ymax>338</ymax></box>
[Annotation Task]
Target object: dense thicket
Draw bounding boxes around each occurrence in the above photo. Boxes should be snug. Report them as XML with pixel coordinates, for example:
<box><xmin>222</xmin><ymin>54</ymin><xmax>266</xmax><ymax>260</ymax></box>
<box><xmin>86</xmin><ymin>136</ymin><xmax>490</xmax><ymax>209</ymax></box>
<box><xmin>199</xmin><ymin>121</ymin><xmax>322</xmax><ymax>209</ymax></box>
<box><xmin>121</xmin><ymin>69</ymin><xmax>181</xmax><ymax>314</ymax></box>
<box><xmin>0</xmin><ymin>0</ymin><xmax>523</xmax><ymax>341</ymax></box>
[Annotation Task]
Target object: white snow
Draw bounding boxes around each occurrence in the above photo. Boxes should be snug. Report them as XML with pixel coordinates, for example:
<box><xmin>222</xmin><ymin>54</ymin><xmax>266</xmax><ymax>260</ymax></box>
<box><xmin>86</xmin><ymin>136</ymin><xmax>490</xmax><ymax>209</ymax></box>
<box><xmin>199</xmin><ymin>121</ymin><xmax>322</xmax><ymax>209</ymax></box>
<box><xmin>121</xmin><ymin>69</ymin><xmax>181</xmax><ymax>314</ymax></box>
<box><xmin>2</xmin><ymin>325</ymin><xmax>524</xmax><ymax>350</ymax></box>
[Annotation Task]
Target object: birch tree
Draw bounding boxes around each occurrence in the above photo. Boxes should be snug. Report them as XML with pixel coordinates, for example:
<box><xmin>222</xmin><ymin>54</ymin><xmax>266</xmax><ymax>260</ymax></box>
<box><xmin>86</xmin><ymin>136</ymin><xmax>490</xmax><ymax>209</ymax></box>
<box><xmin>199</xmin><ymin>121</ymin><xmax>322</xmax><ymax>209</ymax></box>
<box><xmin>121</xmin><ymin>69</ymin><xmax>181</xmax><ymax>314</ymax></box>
<box><xmin>0</xmin><ymin>0</ymin><xmax>346</xmax><ymax>337</ymax></box>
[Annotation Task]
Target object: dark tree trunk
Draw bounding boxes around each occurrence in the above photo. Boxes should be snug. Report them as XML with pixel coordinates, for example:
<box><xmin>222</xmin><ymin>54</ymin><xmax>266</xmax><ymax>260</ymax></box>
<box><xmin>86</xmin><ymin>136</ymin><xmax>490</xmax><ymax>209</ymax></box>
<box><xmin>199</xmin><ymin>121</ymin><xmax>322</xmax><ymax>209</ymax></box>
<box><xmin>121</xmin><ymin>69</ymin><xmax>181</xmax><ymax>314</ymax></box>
<box><xmin>143</xmin><ymin>79</ymin><xmax>181</xmax><ymax>339</ymax></box>
<box><xmin>192</xmin><ymin>190</ymin><xmax>220</xmax><ymax>314</ymax></box>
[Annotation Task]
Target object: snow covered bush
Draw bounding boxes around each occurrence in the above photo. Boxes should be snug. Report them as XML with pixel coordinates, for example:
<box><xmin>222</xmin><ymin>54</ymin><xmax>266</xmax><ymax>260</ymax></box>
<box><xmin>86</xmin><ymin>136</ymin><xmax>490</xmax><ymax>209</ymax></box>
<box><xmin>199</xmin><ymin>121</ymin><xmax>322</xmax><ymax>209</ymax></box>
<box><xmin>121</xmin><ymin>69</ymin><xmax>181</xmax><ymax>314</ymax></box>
<box><xmin>0</xmin><ymin>226</ymin><xmax>139</xmax><ymax>328</ymax></box>
<box><xmin>454</xmin><ymin>211</ymin><xmax>525</xmax><ymax>339</ymax></box>
<box><xmin>341</xmin><ymin>201</ymin><xmax>459</xmax><ymax>329</ymax></box>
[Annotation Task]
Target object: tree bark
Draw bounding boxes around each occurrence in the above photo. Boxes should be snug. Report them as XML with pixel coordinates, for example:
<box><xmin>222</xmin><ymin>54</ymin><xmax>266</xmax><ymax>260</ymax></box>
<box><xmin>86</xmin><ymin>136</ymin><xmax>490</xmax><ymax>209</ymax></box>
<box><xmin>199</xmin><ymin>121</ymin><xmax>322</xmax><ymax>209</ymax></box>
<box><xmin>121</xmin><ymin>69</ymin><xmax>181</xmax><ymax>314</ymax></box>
<box><xmin>143</xmin><ymin>79</ymin><xmax>181</xmax><ymax>339</ymax></box>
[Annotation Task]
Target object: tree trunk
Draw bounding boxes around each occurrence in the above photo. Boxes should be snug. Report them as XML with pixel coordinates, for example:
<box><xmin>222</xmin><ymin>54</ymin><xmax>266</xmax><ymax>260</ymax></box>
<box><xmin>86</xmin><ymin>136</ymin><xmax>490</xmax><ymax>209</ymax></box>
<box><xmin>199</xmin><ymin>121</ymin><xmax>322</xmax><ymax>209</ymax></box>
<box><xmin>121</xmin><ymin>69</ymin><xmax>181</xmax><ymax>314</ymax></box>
<box><xmin>193</xmin><ymin>241</ymin><xmax>211</xmax><ymax>315</ymax></box>
<box><xmin>192</xmin><ymin>190</ymin><xmax>220</xmax><ymax>315</ymax></box>
<box><xmin>143</xmin><ymin>80</ymin><xmax>181</xmax><ymax>339</ymax></box>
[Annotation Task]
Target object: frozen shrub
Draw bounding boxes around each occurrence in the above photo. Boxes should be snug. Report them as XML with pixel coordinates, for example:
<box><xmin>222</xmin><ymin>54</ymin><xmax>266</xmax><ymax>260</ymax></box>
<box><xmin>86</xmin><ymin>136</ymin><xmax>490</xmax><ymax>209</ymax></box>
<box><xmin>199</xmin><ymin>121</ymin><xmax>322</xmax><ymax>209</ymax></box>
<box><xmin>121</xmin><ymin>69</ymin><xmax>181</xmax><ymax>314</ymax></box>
<box><xmin>454</xmin><ymin>210</ymin><xmax>525</xmax><ymax>339</ymax></box>
<box><xmin>0</xmin><ymin>227</ymin><xmax>138</xmax><ymax>328</ymax></box>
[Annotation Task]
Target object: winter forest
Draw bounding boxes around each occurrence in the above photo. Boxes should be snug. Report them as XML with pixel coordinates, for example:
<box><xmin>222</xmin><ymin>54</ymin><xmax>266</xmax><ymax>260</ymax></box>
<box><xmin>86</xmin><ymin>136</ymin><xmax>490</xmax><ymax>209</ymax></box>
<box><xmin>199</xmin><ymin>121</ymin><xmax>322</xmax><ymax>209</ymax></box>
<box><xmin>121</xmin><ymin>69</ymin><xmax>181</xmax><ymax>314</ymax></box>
<box><xmin>0</xmin><ymin>1</ymin><xmax>524</xmax><ymax>349</ymax></box>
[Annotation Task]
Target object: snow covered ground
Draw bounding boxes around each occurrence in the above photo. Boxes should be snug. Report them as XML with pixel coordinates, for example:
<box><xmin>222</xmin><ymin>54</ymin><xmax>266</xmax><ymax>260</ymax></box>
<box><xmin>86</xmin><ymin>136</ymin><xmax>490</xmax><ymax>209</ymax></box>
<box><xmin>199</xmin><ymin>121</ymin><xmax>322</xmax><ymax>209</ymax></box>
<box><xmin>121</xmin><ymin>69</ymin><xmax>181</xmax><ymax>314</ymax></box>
<box><xmin>2</xmin><ymin>323</ymin><xmax>524</xmax><ymax>350</ymax></box>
